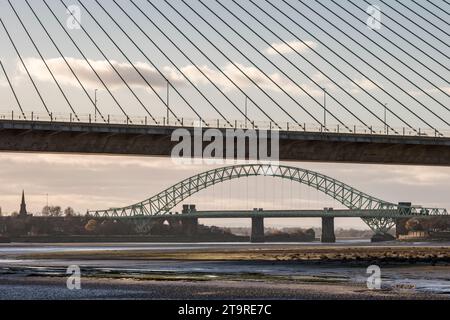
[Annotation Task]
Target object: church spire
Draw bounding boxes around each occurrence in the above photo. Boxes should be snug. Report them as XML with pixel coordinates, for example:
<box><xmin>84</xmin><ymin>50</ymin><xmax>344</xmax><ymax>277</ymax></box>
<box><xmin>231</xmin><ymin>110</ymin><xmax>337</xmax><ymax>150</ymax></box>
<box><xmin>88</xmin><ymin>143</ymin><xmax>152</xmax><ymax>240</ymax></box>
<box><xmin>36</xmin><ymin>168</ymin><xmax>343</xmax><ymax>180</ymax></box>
<box><xmin>19</xmin><ymin>190</ymin><xmax>27</xmax><ymax>217</ymax></box>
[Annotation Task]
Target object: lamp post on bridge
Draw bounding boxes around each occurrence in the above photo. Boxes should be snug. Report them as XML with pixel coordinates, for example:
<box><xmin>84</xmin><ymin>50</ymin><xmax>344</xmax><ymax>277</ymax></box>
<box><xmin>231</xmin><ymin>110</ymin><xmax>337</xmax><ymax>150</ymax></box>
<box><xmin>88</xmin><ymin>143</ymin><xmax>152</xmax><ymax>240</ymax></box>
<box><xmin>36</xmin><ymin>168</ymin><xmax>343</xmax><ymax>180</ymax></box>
<box><xmin>384</xmin><ymin>103</ymin><xmax>388</xmax><ymax>134</ymax></box>
<box><xmin>245</xmin><ymin>96</ymin><xmax>248</xmax><ymax>128</ymax></box>
<box><xmin>323</xmin><ymin>87</ymin><xmax>327</xmax><ymax>131</ymax></box>
<box><xmin>94</xmin><ymin>89</ymin><xmax>98</xmax><ymax>123</ymax></box>
<box><xmin>167</xmin><ymin>82</ymin><xmax>170</xmax><ymax>125</ymax></box>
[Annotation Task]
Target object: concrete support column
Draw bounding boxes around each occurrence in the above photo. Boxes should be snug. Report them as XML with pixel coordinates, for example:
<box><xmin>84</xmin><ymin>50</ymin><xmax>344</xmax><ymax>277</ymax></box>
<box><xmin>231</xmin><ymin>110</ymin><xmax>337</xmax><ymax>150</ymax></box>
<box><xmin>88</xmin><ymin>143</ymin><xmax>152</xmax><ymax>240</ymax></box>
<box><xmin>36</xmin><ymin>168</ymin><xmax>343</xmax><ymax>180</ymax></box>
<box><xmin>182</xmin><ymin>204</ymin><xmax>190</xmax><ymax>214</ymax></box>
<box><xmin>321</xmin><ymin>216</ymin><xmax>336</xmax><ymax>243</ymax></box>
<box><xmin>182</xmin><ymin>218</ymin><xmax>198</xmax><ymax>236</ymax></box>
<box><xmin>396</xmin><ymin>202</ymin><xmax>412</xmax><ymax>238</ymax></box>
<box><xmin>181</xmin><ymin>204</ymin><xmax>198</xmax><ymax>236</ymax></box>
<box><xmin>251</xmin><ymin>211</ymin><xmax>264</xmax><ymax>243</ymax></box>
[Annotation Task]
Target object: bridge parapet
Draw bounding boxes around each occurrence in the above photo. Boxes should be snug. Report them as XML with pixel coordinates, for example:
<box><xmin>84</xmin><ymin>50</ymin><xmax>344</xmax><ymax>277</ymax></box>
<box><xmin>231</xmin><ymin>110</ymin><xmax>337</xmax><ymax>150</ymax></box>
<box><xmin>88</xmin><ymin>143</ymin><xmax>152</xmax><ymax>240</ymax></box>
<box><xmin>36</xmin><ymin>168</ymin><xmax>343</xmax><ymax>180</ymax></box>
<box><xmin>2</xmin><ymin>116</ymin><xmax>449</xmax><ymax>137</ymax></box>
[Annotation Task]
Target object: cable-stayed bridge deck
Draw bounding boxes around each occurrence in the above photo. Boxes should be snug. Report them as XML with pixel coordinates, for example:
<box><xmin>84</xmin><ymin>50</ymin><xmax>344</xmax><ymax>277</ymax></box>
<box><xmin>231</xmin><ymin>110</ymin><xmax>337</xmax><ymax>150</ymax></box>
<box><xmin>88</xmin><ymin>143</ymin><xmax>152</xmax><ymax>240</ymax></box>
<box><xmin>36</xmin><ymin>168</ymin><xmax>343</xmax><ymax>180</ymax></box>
<box><xmin>0</xmin><ymin>117</ymin><xmax>449</xmax><ymax>166</ymax></box>
<box><xmin>0</xmin><ymin>1</ymin><xmax>449</xmax><ymax>145</ymax></box>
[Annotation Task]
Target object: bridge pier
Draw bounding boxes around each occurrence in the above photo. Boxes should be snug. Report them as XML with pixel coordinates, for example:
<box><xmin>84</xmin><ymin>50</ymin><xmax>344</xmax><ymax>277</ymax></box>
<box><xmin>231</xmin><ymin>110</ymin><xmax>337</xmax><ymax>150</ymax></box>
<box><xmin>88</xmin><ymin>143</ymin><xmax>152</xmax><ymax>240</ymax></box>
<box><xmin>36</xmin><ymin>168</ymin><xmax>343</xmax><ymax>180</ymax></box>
<box><xmin>251</xmin><ymin>210</ymin><xmax>264</xmax><ymax>243</ymax></box>
<box><xmin>321</xmin><ymin>212</ymin><xmax>336</xmax><ymax>243</ymax></box>
<box><xmin>395</xmin><ymin>202</ymin><xmax>412</xmax><ymax>238</ymax></box>
<box><xmin>181</xmin><ymin>204</ymin><xmax>198</xmax><ymax>236</ymax></box>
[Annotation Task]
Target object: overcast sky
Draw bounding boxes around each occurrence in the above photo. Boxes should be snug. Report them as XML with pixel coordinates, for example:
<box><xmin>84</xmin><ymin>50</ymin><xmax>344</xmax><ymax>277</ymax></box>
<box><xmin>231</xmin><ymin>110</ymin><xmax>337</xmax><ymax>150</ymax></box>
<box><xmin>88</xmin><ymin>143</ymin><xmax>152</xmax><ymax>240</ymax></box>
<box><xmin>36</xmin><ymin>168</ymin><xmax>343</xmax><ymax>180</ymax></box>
<box><xmin>0</xmin><ymin>0</ymin><xmax>448</xmax><ymax>131</ymax></box>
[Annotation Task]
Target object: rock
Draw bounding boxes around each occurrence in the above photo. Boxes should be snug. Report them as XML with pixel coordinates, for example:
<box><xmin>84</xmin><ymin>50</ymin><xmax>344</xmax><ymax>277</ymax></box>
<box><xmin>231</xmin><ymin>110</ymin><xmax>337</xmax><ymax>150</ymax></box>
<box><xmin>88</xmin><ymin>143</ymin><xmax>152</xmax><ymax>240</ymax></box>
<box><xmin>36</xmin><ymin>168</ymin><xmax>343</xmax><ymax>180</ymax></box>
<box><xmin>371</xmin><ymin>233</ymin><xmax>396</xmax><ymax>242</ymax></box>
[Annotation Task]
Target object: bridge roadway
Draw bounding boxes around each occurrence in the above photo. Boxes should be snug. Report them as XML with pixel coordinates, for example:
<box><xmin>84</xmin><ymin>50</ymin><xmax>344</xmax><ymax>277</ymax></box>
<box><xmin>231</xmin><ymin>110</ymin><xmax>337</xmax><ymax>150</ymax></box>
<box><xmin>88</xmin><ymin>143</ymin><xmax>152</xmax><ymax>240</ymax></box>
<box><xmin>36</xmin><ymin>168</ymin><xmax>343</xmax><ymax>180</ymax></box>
<box><xmin>1</xmin><ymin>120</ymin><xmax>449</xmax><ymax>165</ymax></box>
<box><xmin>129</xmin><ymin>208</ymin><xmax>441</xmax><ymax>243</ymax></box>
<box><xmin>123</xmin><ymin>209</ymin><xmax>439</xmax><ymax>219</ymax></box>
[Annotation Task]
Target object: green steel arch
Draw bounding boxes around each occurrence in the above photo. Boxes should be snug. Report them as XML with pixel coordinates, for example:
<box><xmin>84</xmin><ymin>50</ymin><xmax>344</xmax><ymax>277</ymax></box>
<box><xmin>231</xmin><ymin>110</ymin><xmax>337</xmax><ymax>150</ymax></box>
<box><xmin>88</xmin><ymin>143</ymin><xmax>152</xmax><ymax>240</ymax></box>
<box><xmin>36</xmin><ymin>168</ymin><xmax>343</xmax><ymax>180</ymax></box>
<box><xmin>88</xmin><ymin>164</ymin><xmax>447</xmax><ymax>233</ymax></box>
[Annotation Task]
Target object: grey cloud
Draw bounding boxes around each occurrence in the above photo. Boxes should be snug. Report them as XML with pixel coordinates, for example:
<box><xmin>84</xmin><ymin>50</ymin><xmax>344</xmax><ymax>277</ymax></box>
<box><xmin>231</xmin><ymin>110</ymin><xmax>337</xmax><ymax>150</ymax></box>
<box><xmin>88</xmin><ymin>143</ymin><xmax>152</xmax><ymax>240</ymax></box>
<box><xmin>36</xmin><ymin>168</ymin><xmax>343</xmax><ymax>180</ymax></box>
<box><xmin>21</xmin><ymin>57</ymin><xmax>186</xmax><ymax>90</ymax></box>
<box><xmin>19</xmin><ymin>57</ymin><xmax>328</xmax><ymax>98</ymax></box>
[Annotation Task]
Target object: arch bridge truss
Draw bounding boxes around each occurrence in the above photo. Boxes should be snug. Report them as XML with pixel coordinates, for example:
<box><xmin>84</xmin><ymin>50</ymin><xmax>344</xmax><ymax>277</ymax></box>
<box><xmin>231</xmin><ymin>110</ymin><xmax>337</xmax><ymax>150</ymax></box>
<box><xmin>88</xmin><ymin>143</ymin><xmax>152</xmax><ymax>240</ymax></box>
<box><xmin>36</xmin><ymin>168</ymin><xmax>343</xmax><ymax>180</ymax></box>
<box><xmin>87</xmin><ymin>164</ymin><xmax>448</xmax><ymax>234</ymax></box>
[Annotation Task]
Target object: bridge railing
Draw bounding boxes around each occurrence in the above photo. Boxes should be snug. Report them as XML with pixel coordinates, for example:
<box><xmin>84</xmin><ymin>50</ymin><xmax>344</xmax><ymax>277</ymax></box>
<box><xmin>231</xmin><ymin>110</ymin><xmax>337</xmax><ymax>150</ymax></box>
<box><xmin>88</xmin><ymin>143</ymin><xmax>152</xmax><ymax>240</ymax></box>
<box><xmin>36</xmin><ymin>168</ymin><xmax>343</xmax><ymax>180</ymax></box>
<box><xmin>1</xmin><ymin>111</ymin><xmax>449</xmax><ymax>137</ymax></box>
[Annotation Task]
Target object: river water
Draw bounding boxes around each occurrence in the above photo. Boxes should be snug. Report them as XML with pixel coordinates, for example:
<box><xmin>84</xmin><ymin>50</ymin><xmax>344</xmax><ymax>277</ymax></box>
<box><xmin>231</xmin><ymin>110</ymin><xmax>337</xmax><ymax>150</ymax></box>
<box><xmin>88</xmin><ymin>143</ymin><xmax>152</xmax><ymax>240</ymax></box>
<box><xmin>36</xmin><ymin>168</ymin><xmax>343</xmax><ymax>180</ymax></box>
<box><xmin>0</xmin><ymin>241</ymin><xmax>449</xmax><ymax>296</ymax></box>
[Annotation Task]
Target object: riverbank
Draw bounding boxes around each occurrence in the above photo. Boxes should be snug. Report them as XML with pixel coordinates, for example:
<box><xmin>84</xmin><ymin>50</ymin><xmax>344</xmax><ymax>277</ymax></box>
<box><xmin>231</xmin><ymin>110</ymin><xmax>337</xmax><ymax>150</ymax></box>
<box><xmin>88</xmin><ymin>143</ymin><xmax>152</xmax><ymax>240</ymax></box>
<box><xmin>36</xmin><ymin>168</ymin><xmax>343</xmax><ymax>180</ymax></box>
<box><xmin>2</xmin><ymin>235</ymin><xmax>248</xmax><ymax>243</ymax></box>
<box><xmin>15</xmin><ymin>244</ymin><xmax>450</xmax><ymax>265</ymax></box>
<box><xmin>0</xmin><ymin>234</ymin><xmax>316</xmax><ymax>243</ymax></box>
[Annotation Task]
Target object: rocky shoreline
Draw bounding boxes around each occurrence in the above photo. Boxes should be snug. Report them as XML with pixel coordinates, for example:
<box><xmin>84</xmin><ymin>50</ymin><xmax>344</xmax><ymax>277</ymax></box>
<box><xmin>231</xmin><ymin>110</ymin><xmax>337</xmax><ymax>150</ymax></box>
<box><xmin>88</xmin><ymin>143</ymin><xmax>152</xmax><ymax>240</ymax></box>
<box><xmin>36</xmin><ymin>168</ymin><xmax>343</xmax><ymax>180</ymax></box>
<box><xmin>14</xmin><ymin>245</ymin><xmax>450</xmax><ymax>265</ymax></box>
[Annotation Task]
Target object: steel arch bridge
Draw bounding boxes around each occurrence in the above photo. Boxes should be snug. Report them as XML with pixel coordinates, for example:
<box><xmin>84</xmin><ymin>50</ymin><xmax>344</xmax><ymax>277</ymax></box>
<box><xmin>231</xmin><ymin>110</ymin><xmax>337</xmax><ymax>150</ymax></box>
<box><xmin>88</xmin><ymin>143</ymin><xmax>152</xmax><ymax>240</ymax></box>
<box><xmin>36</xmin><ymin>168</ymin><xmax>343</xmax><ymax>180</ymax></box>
<box><xmin>87</xmin><ymin>164</ymin><xmax>447</xmax><ymax>234</ymax></box>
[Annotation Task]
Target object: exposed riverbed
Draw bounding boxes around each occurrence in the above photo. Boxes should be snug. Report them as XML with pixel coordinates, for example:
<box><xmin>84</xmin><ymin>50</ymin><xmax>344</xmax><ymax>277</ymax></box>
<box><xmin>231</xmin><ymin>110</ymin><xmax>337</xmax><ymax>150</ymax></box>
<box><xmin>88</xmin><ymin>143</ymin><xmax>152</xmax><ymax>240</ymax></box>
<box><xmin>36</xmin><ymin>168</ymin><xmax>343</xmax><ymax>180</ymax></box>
<box><xmin>0</xmin><ymin>242</ymin><xmax>449</xmax><ymax>299</ymax></box>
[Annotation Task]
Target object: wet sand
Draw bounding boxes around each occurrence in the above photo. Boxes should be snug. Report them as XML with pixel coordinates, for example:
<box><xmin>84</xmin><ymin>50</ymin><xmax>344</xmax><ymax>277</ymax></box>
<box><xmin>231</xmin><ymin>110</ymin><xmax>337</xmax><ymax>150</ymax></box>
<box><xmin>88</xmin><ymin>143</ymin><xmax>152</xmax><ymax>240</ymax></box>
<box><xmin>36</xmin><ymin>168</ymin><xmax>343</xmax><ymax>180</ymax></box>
<box><xmin>0</xmin><ymin>275</ymin><xmax>444</xmax><ymax>300</ymax></box>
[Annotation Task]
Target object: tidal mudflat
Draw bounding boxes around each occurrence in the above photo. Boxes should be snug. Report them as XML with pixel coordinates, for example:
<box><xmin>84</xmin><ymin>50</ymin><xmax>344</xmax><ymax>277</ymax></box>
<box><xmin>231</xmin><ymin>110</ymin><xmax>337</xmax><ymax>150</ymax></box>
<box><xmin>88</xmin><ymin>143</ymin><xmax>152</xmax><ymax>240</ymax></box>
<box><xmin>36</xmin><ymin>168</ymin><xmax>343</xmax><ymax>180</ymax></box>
<box><xmin>0</xmin><ymin>242</ymin><xmax>449</xmax><ymax>299</ymax></box>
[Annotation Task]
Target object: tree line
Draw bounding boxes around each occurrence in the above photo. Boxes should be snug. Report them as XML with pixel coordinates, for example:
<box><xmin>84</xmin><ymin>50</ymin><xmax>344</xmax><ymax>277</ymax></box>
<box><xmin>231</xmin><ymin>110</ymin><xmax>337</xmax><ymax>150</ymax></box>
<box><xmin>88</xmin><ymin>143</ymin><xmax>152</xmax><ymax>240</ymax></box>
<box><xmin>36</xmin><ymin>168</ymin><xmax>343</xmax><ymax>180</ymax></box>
<box><xmin>9</xmin><ymin>206</ymin><xmax>79</xmax><ymax>217</ymax></box>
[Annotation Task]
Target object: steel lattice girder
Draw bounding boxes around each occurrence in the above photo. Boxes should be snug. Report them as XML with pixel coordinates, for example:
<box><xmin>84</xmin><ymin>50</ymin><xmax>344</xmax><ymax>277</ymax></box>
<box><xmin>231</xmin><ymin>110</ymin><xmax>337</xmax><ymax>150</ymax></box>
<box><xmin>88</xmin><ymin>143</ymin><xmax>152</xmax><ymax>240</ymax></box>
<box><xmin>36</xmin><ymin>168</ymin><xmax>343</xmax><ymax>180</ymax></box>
<box><xmin>88</xmin><ymin>164</ymin><xmax>448</xmax><ymax>233</ymax></box>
